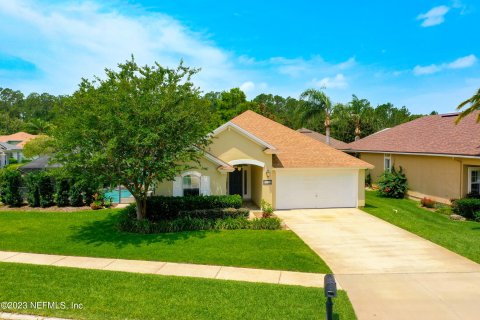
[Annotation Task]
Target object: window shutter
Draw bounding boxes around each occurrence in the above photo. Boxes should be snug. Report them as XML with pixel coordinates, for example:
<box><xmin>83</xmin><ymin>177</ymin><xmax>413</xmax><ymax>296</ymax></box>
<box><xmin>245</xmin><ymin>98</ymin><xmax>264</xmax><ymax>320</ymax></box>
<box><xmin>200</xmin><ymin>176</ymin><xmax>211</xmax><ymax>195</ymax></box>
<box><xmin>173</xmin><ymin>177</ymin><xmax>183</xmax><ymax>196</ymax></box>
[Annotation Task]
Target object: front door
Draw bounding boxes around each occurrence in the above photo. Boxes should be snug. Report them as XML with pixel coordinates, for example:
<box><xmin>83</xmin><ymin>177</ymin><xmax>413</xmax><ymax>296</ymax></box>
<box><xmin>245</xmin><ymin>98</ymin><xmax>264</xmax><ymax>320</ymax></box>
<box><xmin>228</xmin><ymin>169</ymin><xmax>243</xmax><ymax>196</ymax></box>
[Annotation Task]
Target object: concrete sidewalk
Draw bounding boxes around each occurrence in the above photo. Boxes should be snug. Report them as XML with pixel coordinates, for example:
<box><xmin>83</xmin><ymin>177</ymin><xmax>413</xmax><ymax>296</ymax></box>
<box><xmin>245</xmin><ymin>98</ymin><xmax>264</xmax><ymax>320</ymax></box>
<box><xmin>0</xmin><ymin>251</ymin><xmax>326</xmax><ymax>288</ymax></box>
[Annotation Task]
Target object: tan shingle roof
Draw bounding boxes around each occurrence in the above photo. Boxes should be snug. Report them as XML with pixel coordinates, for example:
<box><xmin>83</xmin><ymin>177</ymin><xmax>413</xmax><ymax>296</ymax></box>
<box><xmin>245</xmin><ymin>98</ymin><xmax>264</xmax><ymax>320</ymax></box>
<box><xmin>231</xmin><ymin>110</ymin><xmax>373</xmax><ymax>169</ymax></box>
<box><xmin>345</xmin><ymin>112</ymin><xmax>480</xmax><ymax>157</ymax></box>
<box><xmin>297</xmin><ymin>128</ymin><xmax>349</xmax><ymax>149</ymax></box>
<box><xmin>0</xmin><ymin>132</ymin><xmax>38</xmax><ymax>148</ymax></box>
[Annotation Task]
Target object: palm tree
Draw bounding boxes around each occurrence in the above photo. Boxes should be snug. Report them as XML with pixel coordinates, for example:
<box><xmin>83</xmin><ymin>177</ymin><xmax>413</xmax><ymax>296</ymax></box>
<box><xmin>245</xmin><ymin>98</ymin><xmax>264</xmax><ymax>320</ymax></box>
<box><xmin>299</xmin><ymin>89</ymin><xmax>332</xmax><ymax>144</ymax></box>
<box><xmin>456</xmin><ymin>88</ymin><xmax>480</xmax><ymax>124</ymax></box>
<box><xmin>351</xmin><ymin>113</ymin><xmax>361</xmax><ymax>141</ymax></box>
<box><xmin>25</xmin><ymin>118</ymin><xmax>53</xmax><ymax>134</ymax></box>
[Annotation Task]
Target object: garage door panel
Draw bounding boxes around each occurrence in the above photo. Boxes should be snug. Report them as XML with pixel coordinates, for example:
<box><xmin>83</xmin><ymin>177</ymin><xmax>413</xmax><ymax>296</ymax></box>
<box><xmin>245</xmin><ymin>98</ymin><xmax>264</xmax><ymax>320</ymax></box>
<box><xmin>276</xmin><ymin>169</ymin><xmax>358</xmax><ymax>209</ymax></box>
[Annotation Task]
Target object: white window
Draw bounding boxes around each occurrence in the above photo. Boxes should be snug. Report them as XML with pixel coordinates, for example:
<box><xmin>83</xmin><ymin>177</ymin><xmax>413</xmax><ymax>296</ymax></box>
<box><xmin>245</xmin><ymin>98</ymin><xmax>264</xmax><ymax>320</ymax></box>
<box><xmin>172</xmin><ymin>171</ymin><xmax>211</xmax><ymax>197</ymax></box>
<box><xmin>384</xmin><ymin>154</ymin><xmax>392</xmax><ymax>172</ymax></box>
<box><xmin>468</xmin><ymin>167</ymin><xmax>480</xmax><ymax>195</ymax></box>
<box><xmin>182</xmin><ymin>174</ymin><xmax>200</xmax><ymax>196</ymax></box>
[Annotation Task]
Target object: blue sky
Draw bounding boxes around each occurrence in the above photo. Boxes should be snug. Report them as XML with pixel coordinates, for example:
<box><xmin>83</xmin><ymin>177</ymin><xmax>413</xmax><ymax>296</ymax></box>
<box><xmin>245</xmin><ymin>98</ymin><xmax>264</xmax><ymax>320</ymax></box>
<box><xmin>0</xmin><ymin>0</ymin><xmax>479</xmax><ymax>114</ymax></box>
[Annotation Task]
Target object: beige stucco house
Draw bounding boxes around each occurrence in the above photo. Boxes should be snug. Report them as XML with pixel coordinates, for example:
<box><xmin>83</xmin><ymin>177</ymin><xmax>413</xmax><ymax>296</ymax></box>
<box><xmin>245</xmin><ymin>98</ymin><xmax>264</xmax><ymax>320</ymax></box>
<box><xmin>344</xmin><ymin>112</ymin><xmax>480</xmax><ymax>204</ymax></box>
<box><xmin>0</xmin><ymin>132</ymin><xmax>38</xmax><ymax>167</ymax></box>
<box><xmin>155</xmin><ymin>110</ymin><xmax>373</xmax><ymax>209</ymax></box>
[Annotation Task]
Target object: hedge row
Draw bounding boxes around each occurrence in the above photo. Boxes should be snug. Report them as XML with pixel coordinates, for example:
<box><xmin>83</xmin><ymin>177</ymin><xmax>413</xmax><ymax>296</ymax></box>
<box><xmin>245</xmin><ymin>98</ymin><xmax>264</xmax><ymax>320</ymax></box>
<box><xmin>0</xmin><ymin>167</ymin><xmax>100</xmax><ymax>208</ymax></box>
<box><xmin>145</xmin><ymin>195</ymin><xmax>242</xmax><ymax>221</ymax></box>
<box><xmin>118</xmin><ymin>206</ymin><xmax>281</xmax><ymax>234</ymax></box>
<box><xmin>0</xmin><ymin>168</ymin><xmax>23</xmax><ymax>206</ymax></box>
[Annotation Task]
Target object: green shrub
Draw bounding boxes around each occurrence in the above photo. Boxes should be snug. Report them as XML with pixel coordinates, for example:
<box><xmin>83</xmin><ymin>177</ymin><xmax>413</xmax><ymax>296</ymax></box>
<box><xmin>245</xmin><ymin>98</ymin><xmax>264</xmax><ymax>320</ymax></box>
<box><xmin>8</xmin><ymin>158</ymin><xmax>18</xmax><ymax>165</ymax></box>
<box><xmin>251</xmin><ymin>217</ymin><xmax>282</xmax><ymax>230</ymax></box>
<box><xmin>38</xmin><ymin>173</ymin><xmax>55</xmax><ymax>208</ymax></box>
<box><xmin>474</xmin><ymin>211</ymin><xmax>480</xmax><ymax>222</ymax></box>
<box><xmin>466</xmin><ymin>192</ymin><xmax>480</xmax><ymax>199</ymax></box>
<box><xmin>377</xmin><ymin>166</ymin><xmax>408</xmax><ymax>199</ymax></box>
<box><xmin>214</xmin><ymin>217</ymin><xmax>250</xmax><ymax>229</ymax></box>
<box><xmin>178</xmin><ymin>207</ymin><xmax>249</xmax><ymax>220</ymax></box>
<box><xmin>261</xmin><ymin>199</ymin><xmax>274</xmax><ymax>218</ymax></box>
<box><xmin>0</xmin><ymin>167</ymin><xmax>23</xmax><ymax>206</ymax></box>
<box><xmin>146</xmin><ymin>195</ymin><xmax>242</xmax><ymax>221</ymax></box>
<box><xmin>452</xmin><ymin>198</ymin><xmax>480</xmax><ymax>220</ymax></box>
<box><xmin>69</xmin><ymin>182</ymin><xmax>84</xmax><ymax>207</ymax></box>
<box><xmin>24</xmin><ymin>172</ymin><xmax>41</xmax><ymax>207</ymax></box>
<box><xmin>117</xmin><ymin>205</ymin><xmax>281</xmax><ymax>233</ymax></box>
<box><xmin>55</xmin><ymin>178</ymin><xmax>70</xmax><ymax>207</ymax></box>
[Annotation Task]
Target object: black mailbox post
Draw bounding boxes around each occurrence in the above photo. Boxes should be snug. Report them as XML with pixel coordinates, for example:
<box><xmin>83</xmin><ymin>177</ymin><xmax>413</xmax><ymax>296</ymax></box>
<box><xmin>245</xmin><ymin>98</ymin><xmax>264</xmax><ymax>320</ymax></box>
<box><xmin>324</xmin><ymin>274</ymin><xmax>337</xmax><ymax>320</ymax></box>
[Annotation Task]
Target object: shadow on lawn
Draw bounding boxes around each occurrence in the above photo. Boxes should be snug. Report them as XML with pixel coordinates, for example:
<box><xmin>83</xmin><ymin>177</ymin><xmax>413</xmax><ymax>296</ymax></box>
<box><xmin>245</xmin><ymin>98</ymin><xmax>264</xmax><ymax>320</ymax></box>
<box><xmin>68</xmin><ymin>213</ymin><xmax>210</xmax><ymax>249</ymax></box>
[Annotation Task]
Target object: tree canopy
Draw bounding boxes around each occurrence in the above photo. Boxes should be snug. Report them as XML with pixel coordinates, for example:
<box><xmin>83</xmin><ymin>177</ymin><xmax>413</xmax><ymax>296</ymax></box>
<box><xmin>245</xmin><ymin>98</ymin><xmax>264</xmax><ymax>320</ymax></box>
<box><xmin>52</xmin><ymin>58</ymin><xmax>213</xmax><ymax>219</ymax></box>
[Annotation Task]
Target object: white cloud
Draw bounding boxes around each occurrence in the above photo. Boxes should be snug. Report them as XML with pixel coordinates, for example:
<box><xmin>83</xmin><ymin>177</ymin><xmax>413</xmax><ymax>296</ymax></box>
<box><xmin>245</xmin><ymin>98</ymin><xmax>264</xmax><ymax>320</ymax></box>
<box><xmin>239</xmin><ymin>81</ymin><xmax>255</xmax><ymax>92</ymax></box>
<box><xmin>417</xmin><ymin>5</ymin><xmax>450</xmax><ymax>27</ymax></box>
<box><xmin>413</xmin><ymin>64</ymin><xmax>442</xmax><ymax>75</ymax></box>
<box><xmin>0</xmin><ymin>0</ymin><xmax>251</xmax><ymax>94</ymax></box>
<box><xmin>268</xmin><ymin>56</ymin><xmax>356</xmax><ymax>78</ymax></box>
<box><xmin>447</xmin><ymin>54</ymin><xmax>478</xmax><ymax>69</ymax></box>
<box><xmin>413</xmin><ymin>54</ymin><xmax>477</xmax><ymax>75</ymax></box>
<box><xmin>311</xmin><ymin>74</ymin><xmax>347</xmax><ymax>89</ymax></box>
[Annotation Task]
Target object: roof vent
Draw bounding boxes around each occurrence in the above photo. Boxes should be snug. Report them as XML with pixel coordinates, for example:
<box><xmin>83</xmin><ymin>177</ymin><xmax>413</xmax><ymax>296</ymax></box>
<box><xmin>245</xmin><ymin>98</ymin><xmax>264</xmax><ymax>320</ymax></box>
<box><xmin>441</xmin><ymin>112</ymin><xmax>460</xmax><ymax>118</ymax></box>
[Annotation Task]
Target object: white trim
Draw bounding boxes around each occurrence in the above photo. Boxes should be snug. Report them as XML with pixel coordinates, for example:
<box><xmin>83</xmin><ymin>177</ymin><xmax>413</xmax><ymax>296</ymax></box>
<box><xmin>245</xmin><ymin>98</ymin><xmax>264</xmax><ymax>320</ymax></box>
<box><xmin>273</xmin><ymin>167</ymin><xmax>369</xmax><ymax>171</ymax></box>
<box><xmin>467</xmin><ymin>167</ymin><xmax>480</xmax><ymax>194</ymax></box>
<box><xmin>203</xmin><ymin>152</ymin><xmax>230</xmax><ymax>167</ymax></box>
<box><xmin>181</xmin><ymin>171</ymin><xmax>202</xmax><ymax>177</ymax></box>
<box><xmin>228</xmin><ymin>159</ymin><xmax>265</xmax><ymax>168</ymax></box>
<box><xmin>344</xmin><ymin>149</ymin><xmax>480</xmax><ymax>160</ymax></box>
<box><xmin>211</xmin><ymin>122</ymin><xmax>277</xmax><ymax>150</ymax></box>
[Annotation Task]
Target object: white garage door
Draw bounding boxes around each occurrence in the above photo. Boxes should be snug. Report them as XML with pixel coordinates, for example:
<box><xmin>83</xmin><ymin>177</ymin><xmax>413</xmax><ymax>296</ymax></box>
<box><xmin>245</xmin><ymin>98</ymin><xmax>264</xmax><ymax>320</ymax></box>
<box><xmin>275</xmin><ymin>169</ymin><xmax>358</xmax><ymax>209</ymax></box>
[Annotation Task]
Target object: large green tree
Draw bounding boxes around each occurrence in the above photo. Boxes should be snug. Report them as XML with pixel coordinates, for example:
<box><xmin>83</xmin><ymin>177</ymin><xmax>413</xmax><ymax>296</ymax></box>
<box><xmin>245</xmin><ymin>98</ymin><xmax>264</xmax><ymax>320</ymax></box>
<box><xmin>456</xmin><ymin>88</ymin><xmax>480</xmax><ymax>123</ymax></box>
<box><xmin>53</xmin><ymin>58</ymin><xmax>212</xmax><ymax>220</ymax></box>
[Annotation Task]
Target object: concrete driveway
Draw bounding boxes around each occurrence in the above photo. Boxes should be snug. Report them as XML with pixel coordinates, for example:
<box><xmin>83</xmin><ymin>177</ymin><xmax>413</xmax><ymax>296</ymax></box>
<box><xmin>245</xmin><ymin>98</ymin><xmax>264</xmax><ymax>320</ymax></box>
<box><xmin>275</xmin><ymin>208</ymin><xmax>480</xmax><ymax>320</ymax></box>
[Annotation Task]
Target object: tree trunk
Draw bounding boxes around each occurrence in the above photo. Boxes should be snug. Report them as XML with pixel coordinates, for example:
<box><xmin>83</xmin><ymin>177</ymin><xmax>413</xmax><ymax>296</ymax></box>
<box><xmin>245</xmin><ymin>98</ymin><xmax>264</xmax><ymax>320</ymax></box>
<box><xmin>135</xmin><ymin>196</ymin><xmax>147</xmax><ymax>220</ymax></box>
<box><xmin>325</xmin><ymin>126</ymin><xmax>331</xmax><ymax>145</ymax></box>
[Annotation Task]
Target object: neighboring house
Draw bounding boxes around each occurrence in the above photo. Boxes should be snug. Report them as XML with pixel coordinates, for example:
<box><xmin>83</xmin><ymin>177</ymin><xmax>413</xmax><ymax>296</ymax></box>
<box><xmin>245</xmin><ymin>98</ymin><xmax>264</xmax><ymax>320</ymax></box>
<box><xmin>297</xmin><ymin>128</ymin><xmax>349</xmax><ymax>149</ymax></box>
<box><xmin>18</xmin><ymin>156</ymin><xmax>61</xmax><ymax>173</ymax></box>
<box><xmin>343</xmin><ymin>111</ymin><xmax>480</xmax><ymax>203</ymax></box>
<box><xmin>0</xmin><ymin>132</ymin><xmax>38</xmax><ymax>165</ymax></box>
<box><xmin>155</xmin><ymin>110</ymin><xmax>373</xmax><ymax>209</ymax></box>
<box><xmin>0</xmin><ymin>142</ymin><xmax>22</xmax><ymax>168</ymax></box>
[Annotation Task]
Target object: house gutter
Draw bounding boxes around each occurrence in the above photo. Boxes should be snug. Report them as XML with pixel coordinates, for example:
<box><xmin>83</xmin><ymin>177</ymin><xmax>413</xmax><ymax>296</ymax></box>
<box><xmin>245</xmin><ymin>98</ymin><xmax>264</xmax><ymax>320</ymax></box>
<box><xmin>343</xmin><ymin>149</ymin><xmax>480</xmax><ymax>160</ymax></box>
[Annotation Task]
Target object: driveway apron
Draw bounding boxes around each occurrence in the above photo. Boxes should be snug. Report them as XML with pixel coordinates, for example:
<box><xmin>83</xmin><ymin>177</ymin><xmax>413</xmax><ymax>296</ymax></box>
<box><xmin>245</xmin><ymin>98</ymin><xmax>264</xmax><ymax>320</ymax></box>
<box><xmin>275</xmin><ymin>208</ymin><xmax>480</xmax><ymax>320</ymax></box>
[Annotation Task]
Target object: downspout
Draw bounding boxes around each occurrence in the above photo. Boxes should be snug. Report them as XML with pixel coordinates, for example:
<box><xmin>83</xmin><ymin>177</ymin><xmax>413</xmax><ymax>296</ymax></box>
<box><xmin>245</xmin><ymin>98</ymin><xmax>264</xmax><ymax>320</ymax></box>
<box><xmin>453</xmin><ymin>157</ymin><xmax>463</xmax><ymax>200</ymax></box>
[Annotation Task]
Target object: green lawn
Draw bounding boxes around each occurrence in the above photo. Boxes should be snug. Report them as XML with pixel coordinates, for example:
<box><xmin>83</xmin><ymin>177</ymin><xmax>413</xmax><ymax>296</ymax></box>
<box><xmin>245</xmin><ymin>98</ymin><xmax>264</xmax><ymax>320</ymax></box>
<box><xmin>0</xmin><ymin>262</ymin><xmax>355</xmax><ymax>320</ymax></box>
<box><xmin>363</xmin><ymin>191</ymin><xmax>480</xmax><ymax>263</ymax></box>
<box><xmin>0</xmin><ymin>210</ymin><xmax>329</xmax><ymax>273</ymax></box>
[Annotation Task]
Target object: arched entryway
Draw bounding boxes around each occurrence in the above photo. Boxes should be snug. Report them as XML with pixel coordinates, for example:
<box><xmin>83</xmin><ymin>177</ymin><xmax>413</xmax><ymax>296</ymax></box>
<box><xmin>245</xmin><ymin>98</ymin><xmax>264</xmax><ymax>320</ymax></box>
<box><xmin>227</xmin><ymin>159</ymin><xmax>265</xmax><ymax>206</ymax></box>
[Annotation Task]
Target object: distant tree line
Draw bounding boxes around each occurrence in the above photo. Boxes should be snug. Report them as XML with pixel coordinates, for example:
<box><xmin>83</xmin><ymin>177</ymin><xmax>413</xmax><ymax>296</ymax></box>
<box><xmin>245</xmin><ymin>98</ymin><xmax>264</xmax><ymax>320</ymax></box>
<box><xmin>1</xmin><ymin>85</ymin><xmax>430</xmax><ymax>142</ymax></box>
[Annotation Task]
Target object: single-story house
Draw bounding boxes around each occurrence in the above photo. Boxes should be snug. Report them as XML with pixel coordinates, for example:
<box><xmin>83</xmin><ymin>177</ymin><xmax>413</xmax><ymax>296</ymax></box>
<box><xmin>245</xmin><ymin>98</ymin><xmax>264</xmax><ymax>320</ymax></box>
<box><xmin>155</xmin><ymin>110</ymin><xmax>373</xmax><ymax>209</ymax></box>
<box><xmin>0</xmin><ymin>132</ymin><xmax>38</xmax><ymax>165</ymax></box>
<box><xmin>0</xmin><ymin>142</ymin><xmax>22</xmax><ymax>168</ymax></box>
<box><xmin>343</xmin><ymin>111</ymin><xmax>480</xmax><ymax>203</ymax></box>
<box><xmin>297</xmin><ymin>128</ymin><xmax>348</xmax><ymax>149</ymax></box>
<box><xmin>18</xmin><ymin>156</ymin><xmax>61</xmax><ymax>173</ymax></box>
